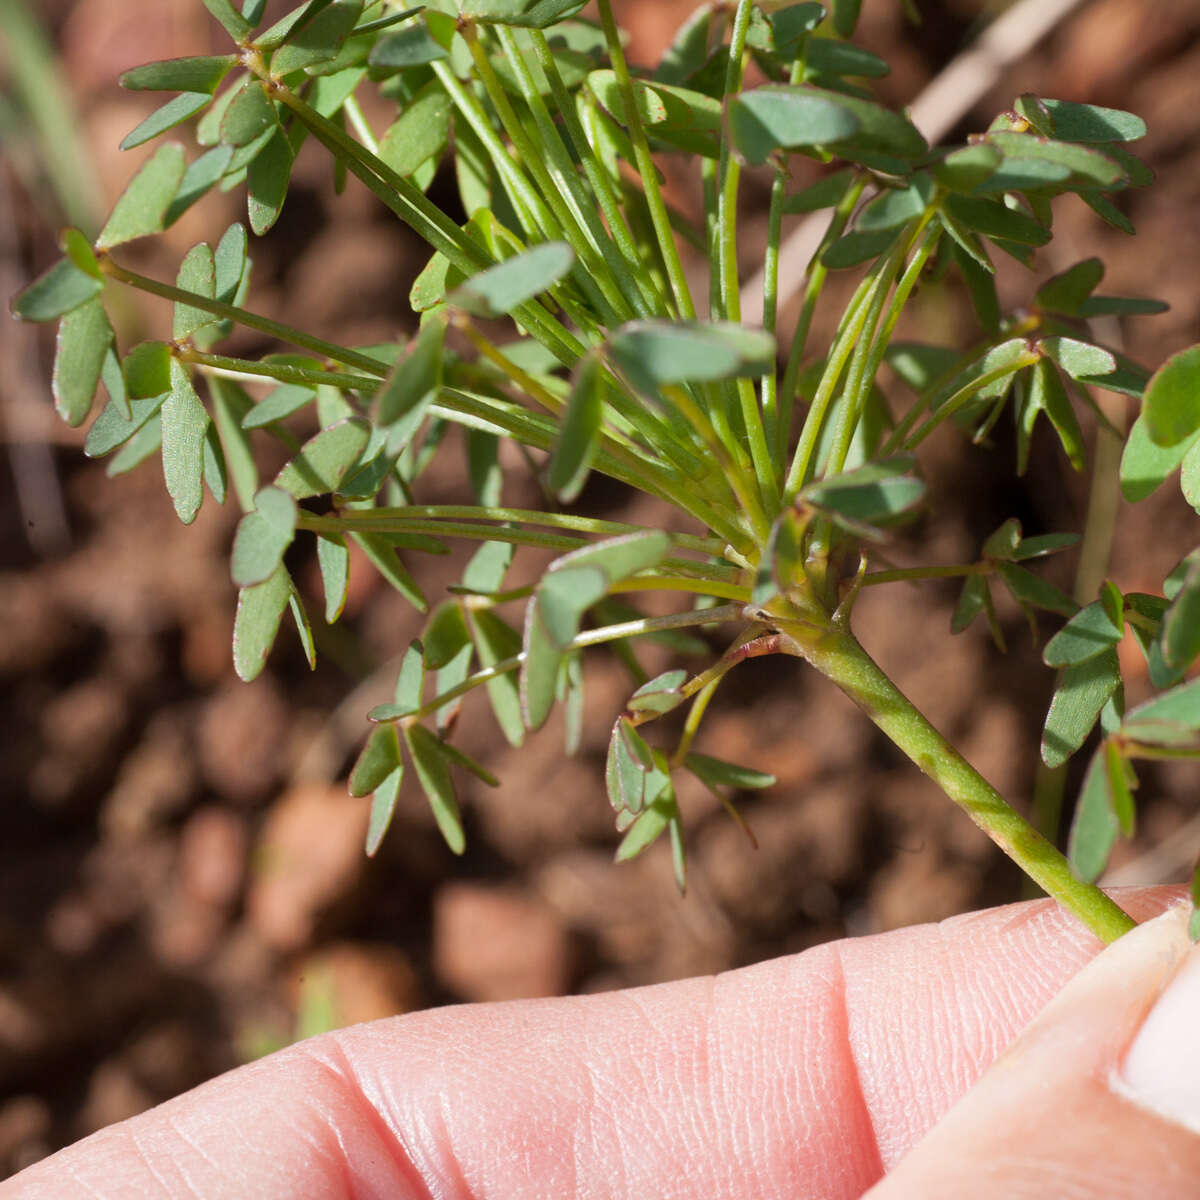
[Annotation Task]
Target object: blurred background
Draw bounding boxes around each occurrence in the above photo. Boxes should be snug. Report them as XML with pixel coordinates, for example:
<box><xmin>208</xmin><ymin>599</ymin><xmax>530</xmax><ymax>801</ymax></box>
<box><xmin>2</xmin><ymin>0</ymin><xmax>1200</xmax><ymax>1175</ymax></box>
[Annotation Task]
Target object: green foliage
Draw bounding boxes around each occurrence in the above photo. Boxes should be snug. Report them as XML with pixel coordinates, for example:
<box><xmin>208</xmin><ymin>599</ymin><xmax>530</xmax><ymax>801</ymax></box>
<box><xmin>17</xmin><ymin>0</ymin><xmax>1195</xmax><ymax>931</ymax></box>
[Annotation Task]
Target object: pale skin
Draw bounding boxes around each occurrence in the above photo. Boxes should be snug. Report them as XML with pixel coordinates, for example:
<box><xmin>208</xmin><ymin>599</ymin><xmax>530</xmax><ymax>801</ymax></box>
<box><xmin>5</xmin><ymin>887</ymin><xmax>1195</xmax><ymax>1199</ymax></box>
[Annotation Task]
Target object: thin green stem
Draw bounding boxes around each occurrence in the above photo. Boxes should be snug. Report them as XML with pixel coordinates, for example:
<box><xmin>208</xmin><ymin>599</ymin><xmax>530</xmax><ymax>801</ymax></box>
<box><xmin>180</xmin><ymin>349</ymin><xmax>379</xmax><ymax>393</ymax></box>
<box><xmin>778</xmin><ymin>175</ymin><xmax>868</xmax><ymax>461</ymax></box>
<box><xmin>342</xmin><ymin>94</ymin><xmax>379</xmax><ymax>154</ymax></box>
<box><xmin>779</xmin><ymin>615</ymin><xmax>1136</xmax><ymax>943</ymax></box>
<box><xmin>861</xmin><ymin>562</ymin><xmax>990</xmax><ymax>586</ymax></box>
<box><xmin>903</xmin><ymin>355</ymin><xmax>1040</xmax><ymax>451</ymax></box>
<box><xmin>393</xmin><ymin>603</ymin><xmax>746</xmax><ymax>726</ymax></box>
<box><xmin>98</xmin><ymin>258</ymin><xmax>388</xmax><ymax>376</ymax></box>
<box><xmin>595</xmin><ymin>0</ymin><xmax>696</xmax><ymax>319</ymax></box>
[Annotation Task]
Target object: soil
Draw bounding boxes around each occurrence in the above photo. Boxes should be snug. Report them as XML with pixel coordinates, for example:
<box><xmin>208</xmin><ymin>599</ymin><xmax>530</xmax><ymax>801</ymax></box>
<box><xmin>3</xmin><ymin>0</ymin><xmax>1200</xmax><ymax>1176</ymax></box>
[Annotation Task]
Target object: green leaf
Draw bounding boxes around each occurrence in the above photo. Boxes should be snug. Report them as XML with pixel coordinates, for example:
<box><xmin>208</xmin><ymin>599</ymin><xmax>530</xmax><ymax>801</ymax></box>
<box><xmin>378</xmin><ymin>79</ymin><xmax>451</xmax><ymax>177</ymax></box>
<box><xmin>462</xmin><ymin>538</ymin><xmax>515</xmax><ymax>594</ymax></box>
<box><xmin>214</xmin><ymin>222</ymin><xmax>249</xmax><ymax>301</ymax></box>
<box><xmin>107</xmin><ymin>416</ymin><xmax>163</xmax><ymax>477</ymax></box>
<box><xmin>550</xmin><ymin>529</ymin><xmax>671</xmax><ymax>583</ymax></box>
<box><xmin>1106</xmin><ymin>739</ymin><xmax>1137</xmax><ymax>837</ymax></box>
<box><xmin>233</xmin><ymin>562</ymin><xmax>292</xmax><ymax>681</ymax></box>
<box><xmin>951</xmin><ymin>573</ymin><xmax>988</xmax><ymax>634</ymax></box>
<box><xmin>832</xmin><ymin>0</ymin><xmax>863</xmax><ymax>36</ymax></box>
<box><xmin>1143</xmin><ymin>344</ymin><xmax>1200</xmax><ymax>447</ymax></box>
<box><xmin>857</xmin><ymin>177</ymin><xmax>934</xmax><ymax>232</ymax></box>
<box><xmin>1078</xmin><ymin>294</ymin><xmax>1168</xmax><ymax>318</ymax></box>
<box><xmin>231</xmin><ymin>485</ymin><xmax>297</xmax><ymax>587</ymax></box>
<box><xmin>609</xmin><ymin>320</ymin><xmax>775</xmax><ymax>389</ymax></box>
<box><xmin>821</xmin><ymin>228</ymin><xmax>901</xmax><ymax>271</ymax></box>
<box><xmin>685</xmin><ymin>751</ymin><xmax>775</xmax><ymax>791</ymax></box>
<box><xmin>246</xmin><ymin>129</ymin><xmax>294</xmax><ymax>235</ymax></box>
<box><xmin>121</xmin><ymin>93</ymin><xmax>214</xmax><ymax>151</ymax></box>
<box><xmin>403</xmin><ymin>724</ymin><xmax>465</xmax><ymax>854</ymax></box>
<box><xmin>1121</xmin><ymin>412</ymin><xmax>1198</xmax><ymax>502</ymax></box>
<box><xmin>1041</xmin><ymin>646</ymin><xmax>1122</xmax><ymax>768</ymax></box>
<box><xmin>11</xmin><ymin>257</ymin><xmax>102</xmax><ymax>322</ymax></box>
<box><xmin>467</xmin><ymin>609</ymin><xmax>524</xmax><ymax>747</ymax></box>
<box><xmin>162</xmin><ymin>361</ymin><xmax>211</xmax><ymax>524</ymax></box>
<box><xmin>96</xmin><ymin>142</ymin><xmax>187</xmax><ymax>249</ymax></box>
<box><xmin>351</xmin><ymin>531</ymin><xmax>428</xmax><ymax>611</ymax></box>
<box><xmin>350</xmin><ymin>723</ymin><xmax>402</xmax><ymax>796</ymax></box>
<box><xmin>376</xmin><ymin>313</ymin><xmax>445</xmax><ymax>424</ymax></box>
<box><xmin>1040</xmin><ymin>336</ymin><xmax>1116</xmax><ymax>381</ymax></box>
<box><xmin>982</xmin><ymin>518</ymin><xmax>1022</xmax><ymax>561</ymax></box>
<box><xmin>288</xmin><ymin>588</ymin><xmax>316</xmax><ymax>669</ymax></box>
<box><xmin>122</xmin><ymin>341</ymin><xmax>173</xmax><ymax>399</ymax></box>
<box><xmin>1068</xmin><ymin>746</ymin><xmax>1119</xmax><ymax>883</ymax></box>
<box><xmin>729</xmin><ymin>87</ymin><xmax>859</xmax><ymax>165</ymax></box>
<box><xmin>804</xmin><ymin>39</ymin><xmax>889</xmax><ymax>81</ymax></box>
<box><xmin>165</xmin><ymin>144</ymin><xmax>236</xmax><ymax>225</ymax></box>
<box><xmin>782</xmin><ymin>168</ymin><xmax>858</xmax><ymax>214</ymax></box>
<box><xmin>997</xmin><ymin>562</ymin><xmax>1078</xmax><ymax>618</ymax></box>
<box><xmin>243</xmin><ymin>383</ymin><xmax>315</xmax><ymax>428</ymax></box>
<box><xmin>271</xmin><ymin>0</ymin><xmax>364</xmax><ymax>75</ymax></box>
<box><xmin>615</xmin><ymin>793</ymin><xmax>674</xmax><ymax>862</ymax></box>
<box><xmin>365</xmin><ymin>767</ymin><xmax>403</xmax><ymax>856</ymax></box>
<box><xmin>174</xmin><ymin>242</ymin><xmax>217</xmax><ymax>340</ymax></box>
<box><xmin>208</xmin><ymin>376</ymin><xmax>258</xmax><ymax>511</ymax></box>
<box><xmin>501</xmin><ymin>0</ymin><xmax>589</xmax><ymax>28</ymax></box>
<box><xmin>316</xmin><ymin>532</ymin><xmax>350</xmax><ymax>622</ymax></box>
<box><xmin>606</xmin><ymin>716</ymin><xmax>654</xmax><ymax>814</ymax></box>
<box><xmin>448</xmin><ymin>242</ymin><xmax>575</xmax><ymax>318</ymax></box>
<box><xmin>1034</xmin><ymin>258</ymin><xmax>1105</xmax><ymax>316</ymax></box>
<box><xmin>1043</xmin><ymin>599</ymin><xmax>1123</xmax><ymax>667</ymax></box>
<box><xmin>537</xmin><ymin>567</ymin><xmax>608</xmax><ymax>649</ymax></box>
<box><xmin>200</xmin><ymin>0</ymin><xmax>254</xmax><ymax>39</ymax></box>
<box><xmin>1162</xmin><ymin>562</ymin><xmax>1200</xmax><ymax>671</ymax></box>
<box><xmin>801</xmin><ymin>456</ymin><xmax>925</xmax><ymax>527</ymax></box>
<box><xmin>1012</xmin><ymin>532</ymin><xmax>1080</xmax><ymax>560</ymax></box>
<box><xmin>929</xmin><ymin>143</ymin><xmax>1001</xmax><ymax>193</ymax></box>
<box><xmin>520</xmin><ymin>595</ymin><xmax>563</xmax><ymax>731</ymax></box>
<box><xmin>942</xmin><ymin>194</ymin><xmax>1049</xmax><ymax>247</ymax></box>
<box><xmin>85</xmin><ymin>392</ymin><xmax>168</xmax><ymax>458</ymax></box>
<box><xmin>368</xmin><ymin>22</ymin><xmax>450</xmax><ymax>68</ymax></box>
<box><xmin>423</xmin><ymin>602</ymin><xmax>471</xmax><ymax>670</ymax></box>
<box><xmin>950</xmin><ymin>239</ymin><xmax>1000</xmax><ymax>331</ymax></box>
<box><xmin>1039</xmin><ymin>98</ymin><xmax>1147</xmax><ymax>143</ymax></box>
<box><xmin>627</xmin><ymin>669</ymin><xmax>688</xmax><ymax>716</ymax></box>
<box><xmin>985</xmin><ymin>131</ymin><xmax>1126</xmax><ymax>190</ymax></box>
<box><xmin>274</xmin><ymin>416</ymin><xmax>370</xmax><ymax>497</ymax></box>
<box><xmin>1181</xmin><ymin>439</ymin><xmax>1200</xmax><ymax>512</ymax></box>
<box><xmin>220</xmin><ymin>80</ymin><xmax>278</xmax><ymax>145</ymax></box>
<box><xmin>121</xmin><ymin>54</ymin><xmax>238</xmax><ymax>93</ymax></box>
<box><xmin>1124</xmin><ymin>678</ymin><xmax>1200</xmax><ymax>742</ymax></box>
<box><xmin>548</xmin><ymin>353</ymin><xmax>602</xmax><ymax>503</ymax></box>
<box><xmin>1023</xmin><ymin>357</ymin><xmax>1085</xmax><ymax>473</ymax></box>
<box><xmin>52</xmin><ymin>298</ymin><xmax>113</xmax><ymax>426</ymax></box>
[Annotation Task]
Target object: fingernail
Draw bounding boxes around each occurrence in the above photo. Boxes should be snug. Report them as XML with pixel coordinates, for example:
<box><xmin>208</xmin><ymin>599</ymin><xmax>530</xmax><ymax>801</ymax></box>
<box><xmin>1116</xmin><ymin>918</ymin><xmax>1200</xmax><ymax>1135</ymax></box>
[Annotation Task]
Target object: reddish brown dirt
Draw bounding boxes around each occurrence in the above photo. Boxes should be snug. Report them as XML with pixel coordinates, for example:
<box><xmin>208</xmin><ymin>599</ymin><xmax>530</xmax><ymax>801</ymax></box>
<box><xmin>3</xmin><ymin>0</ymin><xmax>1200</xmax><ymax>1174</ymax></box>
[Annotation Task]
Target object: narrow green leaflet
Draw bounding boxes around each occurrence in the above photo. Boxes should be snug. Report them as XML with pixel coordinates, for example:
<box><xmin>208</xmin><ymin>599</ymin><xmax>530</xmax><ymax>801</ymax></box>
<box><xmin>365</xmin><ymin>767</ymin><xmax>403</xmax><ymax>856</ymax></box>
<box><xmin>121</xmin><ymin>93</ymin><xmax>214</xmax><ymax>151</ymax></box>
<box><xmin>351</xmin><ymin>531</ymin><xmax>428</xmax><ymax>611</ymax></box>
<box><xmin>316</xmin><ymin>532</ymin><xmax>350</xmax><ymax>623</ymax></box>
<box><xmin>120</xmin><ymin>54</ymin><xmax>238</xmax><ymax>93</ymax></box>
<box><xmin>1034</xmin><ymin>258</ymin><xmax>1105</xmax><ymax>316</ymax></box>
<box><xmin>783</xmin><ymin>168</ymin><xmax>858</xmax><ymax>214</ymax></box>
<box><xmin>627</xmin><ymin>669</ymin><xmax>688</xmax><ymax>716</ymax></box>
<box><xmin>52</xmin><ymin>299</ymin><xmax>113</xmax><ymax>426</ymax></box>
<box><xmin>729</xmin><ymin>87</ymin><xmax>859</xmax><ymax>165</ymax></box>
<box><xmin>350</xmin><ymin>723</ymin><xmax>403</xmax><ymax>796</ymax></box>
<box><xmin>951</xmin><ymin>573</ymin><xmax>989</xmax><ymax>635</ymax></box>
<box><xmin>550</xmin><ymin>529</ymin><xmax>671</xmax><ymax>582</ymax></box>
<box><xmin>997</xmin><ymin>563</ymin><xmax>1077</xmax><ymax>618</ymax></box>
<box><xmin>800</xmin><ymin>456</ymin><xmax>925</xmax><ymax>529</ymax></box>
<box><xmin>423</xmin><ymin>602</ymin><xmax>471</xmax><ymax>670</ymax></box>
<box><xmin>832</xmin><ymin>0</ymin><xmax>863</xmax><ymax>36</ymax></box>
<box><xmin>379</xmin><ymin>80</ymin><xmax>452</xmax><ymax>177</ymax></box>
<box><xmin>376</xmin><ymin>314</ymin><xmax>445</xmax><ymax>424</ymax></box>
<box><xmin>609</xmin><ymin>321</ymin><xmax>775</xmax><ymax>389</ymax></box>
<box><xmin>85</xmin><ymin>392</ymin><xmax>169</xmax><ymax>458</ymax></box>
<box><xmin>537</xmin><ymin>567</ymin><xmax>609</xmax><ymax>649</ymax></box>
<box><xmin>1068</xmin><ymin>745</ymin><xmax>1119</xmax><ymax>883</ymax></box>
<box><xmin>1040</xmin><ymin>336</ymin><xmax>1116</xmax><ymax>381</ymax></box>
<box><xmin>96</xmin><ymin>142</ymin><xmax>187</xmax><ymax>249</ymax></box>
<box><xmin>202</xmin><ymin>423</ymin><xmax>228</xmax><ymax>503</ymax></box>
<box><xmin>165</xmin><ymin>144</ymin><xmax>236</xmax><ymax>225</ymax></box>
<box><xmin>448</xmin><ymin>242</ymin><xmax>575</xmax><ymax>318</ymax></box>
<box><xmin>1039</xmin><ymin>98</ymin><xmax>1147</xmax><ymax>143</ymax></box>
<box><xmin>468</xmin><ymin>609</ymin><xmax>524</xmax><ymax>747</ymax></box>
<box><xmin>271</xmin><ymin>0</ymin><xmax>364</xmax><ymax>75</ymax></box>
<box><xmin>1043</xmin><ymin>598</ymin><xmax>1123</xmax><ymax>667</ymax></box>
<box><xmin>1041</xmin><ymin>646</ymin><xmax>1122</xmax><ymax>768</ymax></box>
<box><xmin>684</xmin><ymin>752</ymin><xmax>776</xmax><ymax>791</ymax></box>
<box><xmin>606</xmin><ymin>716</ymin><xmax>654</xmax><ymax>815</ymax></box>
<box><xmin>548</xmin><ymin>353</ymin><xmax>602</xmax><ymax>502</ymax></box>
<box><xmin>403</xmin><ymin>724</ymin><xmax>466</xmax><ymax>854</ymax></box>
<box><xmin>520</xmin><ymin>593</ymin><xmax>564</xmax><ymax>731</ymax></box>
<box><xmin>233</xmin><ymin>561</ymin><xmax>292</xmax><ymax>681</ymax></box>
<box><xmin>220</xmin><ymin>80</ymin><xmax>279</xmax><ymax>145</ymax></box>
<box><xmin>1123</xmin><ymin>679</ymin><xmax>1200</xmax><ymax>745</ymax></box>
<box><xmin>247</xmin><ymin>130</ymin><xmax>294</xmax><ymax>235</ymax></box>
<box><xmin>1142</xmin><ymin>344</ymin><xmax>1200</xmax><ymax>447</ymax></box>
<box><xmin>200</xmin><ymin>0</ymin><xmax>253</xmax><ymax>40</ymax></box>
<box><xmin>162</xmin><ymin>360</ymin><xmax>211</xmax><ymax>525</ymax></box>
<box><xmin>289</xmin><ymin>589</ymin><xmax>316</xmax><ymax>669</ymax></box>
<box><xmin>208</xmin><ymin>376</ymin><xmax>258</xmax><ymax>511</ymax></box>
<box><xmin>214</xmin><ymin>222</ymin><xmax>249</xmax><ymax>301</ymax></box>
<box><xmin>174</xmin><ymin>243</ymin><xmax>217</xmax><ymax>340</ymax></box>
<box><xmin>243</xmin><ymin>384</ymin><xmax>315</xmax><ymax>428</ymax></box>
<box><xmin>1162</xmin><ymin>563</ymin><xmax>1200</xmax><ymax>671</ymax></box>
<box><xmin>11</xmin><ymin>258</ymin><xmax>102</xmax><ymax>322</ymax></box>
<box><xmin>1119</xmin><ymin>412</ymin><xmax>1196</xmax><ymax>502</ymax></box>
<box><xmin>615</xmin><ymin>792</ymin><xmax>675</xmax><ymax>863</ymax></box>
<box><xmin>231</xmin><ymin>486</ymin><xmax>298</xmax><ymax>586</ymax></box>
<box><xmin>274</xmin><ymin>417</ymin><xmax>370</xmax><ymax>497</ymax></box>
<box><xmin>1020</xmin><ymin>356</ymin><xmax>1084</xmax><ymax>473</ymax></box>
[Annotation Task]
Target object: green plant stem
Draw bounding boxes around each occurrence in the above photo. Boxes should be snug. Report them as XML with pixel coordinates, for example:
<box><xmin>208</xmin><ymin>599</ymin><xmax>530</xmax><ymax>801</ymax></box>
<box><xmin>761</xmin><ymin>164</ymin><xmax>787</xmax><ymax>470</ymax></box>
<box><xmin>393</xmin><ymin>602</ymin><xmax>746</xmax><ymax>726</ymax></box>
<box><xmin>595</xmin><ymin>0</ymin><xmax>696</xmax><ymax>319</ymax></box>
<box><xmin>777</xmin><ymin>175</ymin><xmax>868</xmax><ymax>460</ymax></box>
<box><xmin>780</xmin><ymin>615</ymin><xmax>1136</xmax><ymax>943</ymax></box>
<box><xmin>97</xmin><ymin>258</ymin><xmax>388</xmax><ymax>376</ymax></box>
<box><xmin>903</xmin><ymin>355</ymin><xmax>1041</xmax><ymax>450</ymax></box>
<box><xmin>608</xmin><ymin>575</ymin><xmax>750</xmax><ymax>601</ymax></box>
<box><xmin>181</xmin><ymin>349</ymin><xmax>378</xmax><ymax>393</ymax></box>
<box><xmin>526</xmin><ymin>29</ymin><xmax>665</xmax><ymax>318</ymax></box>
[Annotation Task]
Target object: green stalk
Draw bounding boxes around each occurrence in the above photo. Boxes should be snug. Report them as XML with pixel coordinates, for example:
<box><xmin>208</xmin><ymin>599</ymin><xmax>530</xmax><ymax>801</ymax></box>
<box><xmin>777</xmin><ymin>176</ymin><xmax>868</xmax><ymax>461</ymax></box>
<box><xmin>761</xmin><ymin>164</ymin><xmax>787</xmax><ymax>473</ymax></box>
<box><xmin>903</xmin><ymin>354</ymin><xmax>1040</xmax><ymax>450</ymax></box>
<box><xmin>779</xmin><ymin>614</ymin><xmax>1136</xmax><ymax>943</ymax></box>
<box><xmin>595</xmin><ymin>0</ymin><xmax>696</xmax><ymax>319</ymax></box>
<box><xmin>180</xmin><ymin>349</ymin><xmax>379</xmax><ymax>393</ymax></box>
<box><xmin>98</xmin><ymin>258</ymin><xmax>389</xmax><ymax>377</ymax></box>
<box><xmin>861</xmin><ymin>562</ymin><xmax>991</xmax><ymax>586</ymax></box>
